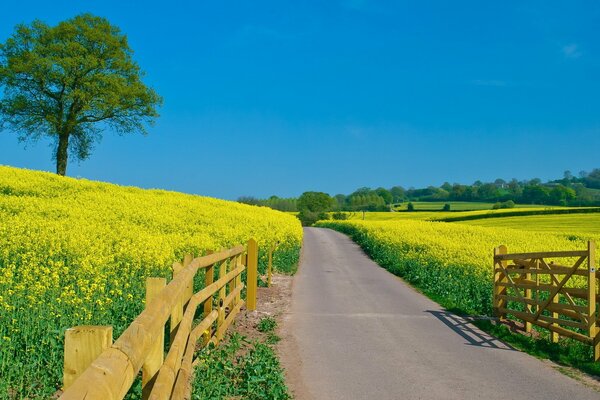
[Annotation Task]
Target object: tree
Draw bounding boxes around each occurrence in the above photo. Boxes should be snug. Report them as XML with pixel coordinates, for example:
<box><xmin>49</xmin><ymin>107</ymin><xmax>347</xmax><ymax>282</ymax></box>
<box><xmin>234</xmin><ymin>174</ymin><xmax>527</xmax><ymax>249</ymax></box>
<box><xmin>440</xmin><ymin>182</ymin><xmax>452</xmax><ymax>192</ymax></box>
<box><xmin>0</xmin><ymin>14</ymin><xmax>162</xmax><ymax>175</ymax></box>
<box><xmin>549</xmin><ymin>185</ymin><xmax>576</xmax><ymax>205</ymax></box>
<box><xmin>375</xmin><ymin>187</ymin><xmax>392</xmax><ymax>204</ymax></box>
<box><xmin>494</xmin><ymin>178</ymin><xmax>506</xmax><ymax>188</ymax></box>
<box><xmin>296</xmin><ymin>191</ymin><xmax>336</xmax><ymax>226</ymax></box>
<box><xmin>237</xmin><ymin>196</ymin><xmax>260</xmax><ymax>205</ymax></box>
<box><xmin>521</xmin><ymin>185</ymin><xmax>550</xmax><ymax>204</ymax></box>
<box><xmin>334</xmin><ymin>194</ymin><xmax>346</xmax><ymax>210</ymax></box>
<box><xmin>390</xmin><ymin>186</ymin><xmax>405</xmax><ymax>203</ymax></box>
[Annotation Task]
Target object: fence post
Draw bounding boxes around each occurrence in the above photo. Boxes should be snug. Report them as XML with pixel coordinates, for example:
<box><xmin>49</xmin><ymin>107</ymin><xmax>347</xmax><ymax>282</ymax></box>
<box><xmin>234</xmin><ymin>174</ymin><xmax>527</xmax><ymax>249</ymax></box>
<box><xmin>247</xmin><ymin>238</ymin><xmax>258</xmax><ymax>311</ymax></box>
<box><xmin>215</xmin><ymin>256</ymin><xmax>228</xmax><ymax>343</ymax></box>
<box><xmin>202</xmin><ymin>251</ymin><xmax>215</xmax><ymax>345</ymax></box>
<box><xmin>183</xmin><ymin>254</ymin><xmax>194</xmax><ymax>307</ymax></box>
<box><xmin>63</xmin><ymin>326</ymin><xmax>113</xmax><ymax>390</ymax></box>
<box><xmin>493</xmin><ymin>245</ymin><xmax>508</xmax><ymax>319</ymax></box>
<box><xmin>229</xmin><ymin>254</ymin><xmax>237</xmax><ymax>302</ymax></box>
<box><xmin>170</xmin><ymin>261</ymin><xmax>184</xmax><ymax>345</ymax></box>
<box><xmin>142</xmin><ymin>277</ymin><xmax>166</xmax><ymax>399</ymax></box>
<box><xmin>588</xmin><ymin>241</ymin><xmax>599</xmax><ymax>361</ymax></box>
<box><xmin>524</xmin><ymin>261</ymin><xmax>532</xmax><ymax>333</ymax></box>
<box><xmin>235</xmin><ymin>256</ymin><xmax>242</xmax><ymax>305</ymax></box>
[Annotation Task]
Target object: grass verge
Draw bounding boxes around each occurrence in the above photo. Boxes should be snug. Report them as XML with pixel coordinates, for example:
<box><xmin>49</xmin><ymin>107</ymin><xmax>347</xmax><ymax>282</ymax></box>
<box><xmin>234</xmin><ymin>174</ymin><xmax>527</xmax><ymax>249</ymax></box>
<box><xmin>192</xmin><ymin>317</ymin><xmax>290</xmax><ymax>400</ymax></box>
<box><xmin>472</xmin><ymin>320</ymin><xmax>600</xmax><ymax>377</ymax></box>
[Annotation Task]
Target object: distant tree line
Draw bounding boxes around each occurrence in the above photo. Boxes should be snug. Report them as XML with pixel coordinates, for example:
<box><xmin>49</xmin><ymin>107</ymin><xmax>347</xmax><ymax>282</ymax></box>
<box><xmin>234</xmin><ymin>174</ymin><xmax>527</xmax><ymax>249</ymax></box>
<box><xmin>237</xmin><ymin>196</ymin><xmax>298</xmax><ymax>212</ymax></box>
<box><xmin>238</xmin><ymin>169</ymin><xmax>600</xmax><ymax>218</ymax></box>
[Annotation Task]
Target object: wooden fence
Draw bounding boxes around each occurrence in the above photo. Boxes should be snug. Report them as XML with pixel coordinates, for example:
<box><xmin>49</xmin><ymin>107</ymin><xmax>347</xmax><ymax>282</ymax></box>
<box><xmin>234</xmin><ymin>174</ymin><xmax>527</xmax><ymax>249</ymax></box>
<box><xmin>60</xmin><ymin>239</ymin><xmax>260</xmax><ymax>400</ymax></box>
<box><xmin>493</xmin><ymin>241</ymin><xmax>599</xmax><ymax>361</ymax></box>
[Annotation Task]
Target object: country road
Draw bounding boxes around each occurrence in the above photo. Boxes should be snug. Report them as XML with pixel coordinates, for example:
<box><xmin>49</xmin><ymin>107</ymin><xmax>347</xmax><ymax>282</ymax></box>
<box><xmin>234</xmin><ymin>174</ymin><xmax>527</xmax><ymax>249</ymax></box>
<box><xmin>280</xmin><ymin>227</ymin><xmax>598</xmax><ymax>400</ymax></box>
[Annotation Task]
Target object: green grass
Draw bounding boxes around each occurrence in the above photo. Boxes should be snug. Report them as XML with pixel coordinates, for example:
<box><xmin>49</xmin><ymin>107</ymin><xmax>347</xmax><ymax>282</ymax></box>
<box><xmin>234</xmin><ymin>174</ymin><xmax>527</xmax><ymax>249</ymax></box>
<box><xmin>342</xmin><ymin>207</ymin><xmax>570</xmax><ymax>222</ymax></box>
<box><xmin>472</xmin><ymin>320</ymin><xmax>600</xmax><ymax>377</ymax></box>
<box><xmin>257</xmin><ymin>316</ymin><xmax>277</xmax><ymax>333</ymax></box>
<box><xmin>456</xmin><ymin>213</ymin><xmax>600</xmax><ymax>235</ymax></box>
<box><xmin>394</xmin><ymin>201</ymin><xmax>546</xmax><ymax>211</ymax></box>
<box><xmin>192</xmin><ymin>332</ymin><xmax>290</xmax><ymax>400</ymax></box>
<box><xmin>345</xmin><ymin>211</ymin><xmax>452</xmax><ymax>221</ymax></box>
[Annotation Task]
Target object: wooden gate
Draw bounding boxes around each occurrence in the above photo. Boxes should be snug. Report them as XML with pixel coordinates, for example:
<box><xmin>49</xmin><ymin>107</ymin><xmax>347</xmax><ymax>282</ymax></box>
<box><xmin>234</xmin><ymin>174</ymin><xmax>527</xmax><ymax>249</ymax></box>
<box><xmin>493</xmin><ymin>241</ymin><xmax>599</xmax><ymax>361</ymax></box>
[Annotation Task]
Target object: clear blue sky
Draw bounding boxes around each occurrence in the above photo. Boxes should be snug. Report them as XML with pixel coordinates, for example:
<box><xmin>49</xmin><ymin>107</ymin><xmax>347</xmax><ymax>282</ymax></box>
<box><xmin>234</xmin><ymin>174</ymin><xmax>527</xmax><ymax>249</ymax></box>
<box><xmin>1</xmin><ymin>1</ymin><xmax>599</xmax><ymax>199</ymax></box>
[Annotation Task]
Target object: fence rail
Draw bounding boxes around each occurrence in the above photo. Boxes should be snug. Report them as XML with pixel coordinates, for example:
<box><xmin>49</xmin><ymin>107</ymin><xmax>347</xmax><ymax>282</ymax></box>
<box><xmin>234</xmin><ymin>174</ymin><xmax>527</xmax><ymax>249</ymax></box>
<box><xmin>60</xmin><ymin>239</ymin><xmax>260</xmax><ymax>400</ymax></box>
<box><xmin>493</xmin><ymin>241</ymin><xmax>599</xmax><ymax>361</ymax></box>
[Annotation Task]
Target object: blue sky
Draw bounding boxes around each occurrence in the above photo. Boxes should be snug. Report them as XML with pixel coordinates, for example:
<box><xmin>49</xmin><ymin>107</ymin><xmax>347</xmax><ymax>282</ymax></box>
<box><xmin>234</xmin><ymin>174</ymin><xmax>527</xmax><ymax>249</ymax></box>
<box><xmin>1</xmin><ymin>1</ymin><xmax>599</xmax><ymax>199</ymax></box>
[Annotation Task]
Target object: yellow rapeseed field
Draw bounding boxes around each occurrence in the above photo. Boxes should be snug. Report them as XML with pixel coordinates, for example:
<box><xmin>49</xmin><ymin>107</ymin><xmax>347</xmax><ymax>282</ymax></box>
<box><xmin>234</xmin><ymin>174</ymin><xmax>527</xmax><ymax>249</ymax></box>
<box><xmin>0</xmin><ymin>166</ymin><xmax>302</xmax><ymax>399</ymax></box>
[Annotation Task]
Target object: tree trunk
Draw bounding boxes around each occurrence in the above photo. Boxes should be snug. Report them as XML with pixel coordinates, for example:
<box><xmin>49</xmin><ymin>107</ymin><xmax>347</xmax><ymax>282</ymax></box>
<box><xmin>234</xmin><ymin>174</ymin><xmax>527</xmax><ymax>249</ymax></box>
<box><xmin>56</xmin><ymin>132</ymin><xmax>69</xmax><ymax>176</ymax></box>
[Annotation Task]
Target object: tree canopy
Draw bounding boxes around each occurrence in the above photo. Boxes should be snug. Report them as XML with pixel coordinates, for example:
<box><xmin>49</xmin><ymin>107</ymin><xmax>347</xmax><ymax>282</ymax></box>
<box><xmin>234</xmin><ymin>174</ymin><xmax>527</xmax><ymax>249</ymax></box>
<box><xmin>0</xmin><ymin>14</ymin><xmax>162</xmax><ymax>175</ymax></box>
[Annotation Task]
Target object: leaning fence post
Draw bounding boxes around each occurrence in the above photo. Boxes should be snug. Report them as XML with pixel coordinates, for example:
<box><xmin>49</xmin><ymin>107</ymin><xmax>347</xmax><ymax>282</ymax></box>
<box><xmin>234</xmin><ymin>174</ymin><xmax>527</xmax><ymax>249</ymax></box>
<box><xmin>493</xmin><ymin>245</ymin><xmax>508</xmax><ymax>319</ymax></box>
<box><xmin>142</xmin><ymin>277</ymin><xmax>166</xmax><ymax>399</ymax></box>
<box><xmin>587</xmin><ymin>241</ymin><xmax>599</xmax><ymax>361</ymax></box>
<box><xmin>63</xmin><ymin>326</ymin><xmax>113</xmax><ymax>390</ymax></box>
<box><xmin>182</xmin><ymin>254</ymin><xmax>194</xmax><ymax>307</ymax></box>
<box><xmin>215</xmin><ymin>254</ymin><xmax>228</xmax><ymax>342</ymax></box>
<box><xmin>170</xmin><ymin>261</ymin><xmax>184</xmax><ymax>345</ymax></box>
<box><xmin>247</xmin><ymin>238</ymin><xmax>258</xmax><ymax>311</ymax></box>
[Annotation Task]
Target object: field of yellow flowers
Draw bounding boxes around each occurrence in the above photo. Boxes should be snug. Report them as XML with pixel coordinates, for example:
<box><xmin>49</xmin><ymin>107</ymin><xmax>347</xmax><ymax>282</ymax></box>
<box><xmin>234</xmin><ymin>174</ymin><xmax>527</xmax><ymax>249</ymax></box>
<box><xmin>0</xmin><ymin>166</ymin><xmax>302</xmax><ymax>399</ymax></box>
<box><xmin>316</xmin><ymin>219</ymin><xmax>596</xmax><ymax>316</ymax></box>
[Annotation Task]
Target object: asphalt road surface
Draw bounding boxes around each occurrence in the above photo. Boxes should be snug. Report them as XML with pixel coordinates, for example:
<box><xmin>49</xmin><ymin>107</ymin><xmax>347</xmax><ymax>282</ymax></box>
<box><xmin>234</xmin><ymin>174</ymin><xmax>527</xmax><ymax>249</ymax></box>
<box><xmin>280</xmin><ymin>227</ymin><xmax>598</xmax><ymax>400</ymax></box>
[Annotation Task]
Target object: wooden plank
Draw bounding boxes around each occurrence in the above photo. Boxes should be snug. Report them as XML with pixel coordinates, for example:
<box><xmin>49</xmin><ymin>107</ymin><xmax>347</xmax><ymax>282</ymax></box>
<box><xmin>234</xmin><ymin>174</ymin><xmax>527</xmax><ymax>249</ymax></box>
<box><xmin>203</xmin><ymin>250</ymin><xmax>214</xmax><ymax>319</ymax></box>
<box><xmin>587</xmin><ymin>241</ymin><xmax>599</xmax><ymax>361</ymax></box>
<box><xmin>170</xmin><ymin>261</ymin><xmax>184</xmax><ymax>345</ymax></box>
<box><xmin>182</xmin><ymin>254</ymin><xmax>194</xmax><ymax>306</ymax></box>
<box><xmin>497</xmin><ymin>295</ymin><xmax>587</xmax><ymax>317</ymax></box>
<box><xmin>496</xmin><ymin>282</ymin><xmax>588</xmax><ymax>296</ymax></box>
<box><xmin>551</xmin><ymin>292</ymin><xmax>559</xmax><ymax>343</ymax></box>
<box><xmin>524</xmin><ymin>262</ymin><xmax>533</xmax><ymax>333</ymax></box>
<box><xmin>142</xmin><ymin>278</ymin><xmax>166</xmax><ymax>400</ymax></box>
<box><xmin>247</xmin><ymin>238</ymin><xmax>259</xmax><ymax>311</ymax></box>
<box><xmin>499</xmin><ymin>308</ymin><xmax>592</xmax><ymax>344</ymax></box>
<box><xmin>539</xmin><ymin>259</ymin><xmax>589</xmax><ymax>325</ymax></box>
<box><xmin>493</xmin><ymin>245</ymin><xmax>508</xmax><ymax>319</ymax></box>
<box><xmin>496</xmin><ymin>257</ymin><xmax>535</xmax><ymax>315</ymax></box>
<box><xmin>187</xmin><ymin>245</ymin><xmax>245</xmax><ymax>270</ymax></box>
<box><xmin>235</xmin><ymin>256</ymin><xmax>242</xmax><ymax>305</ymax></box>
<box><xmin>495</xmin><ymin>267</ymin><xmax>588</xmax><ymax>277</ymax></box>
<box><xmin>228</xmin><ymin>255</ymin><xmax>237</xmax><ymax>301</ymax></box>
<box><xmin>171</xmin><ymin>310</ymin><xmax>219</xmax><ymax>400</ymax></box>
<box><xmin>223</xmin><ymin>284</ymin><xmax>244</xmax><ymax>310</ymax></box>
<box><xmin>495</xmin><ymin>250</ymin><xmax>588</xmax><ymax>261</ymax></box>
<box><xmin>533</xmin><ymin>256</ymin><xmax>586</xmax><ymax>320</ymax></box>
<box><xmin>538</xmin><ymin>314</ymin><xmax>587</xmax><ymax>330</ymax></box>
<box><xmin>63</xmin><ymin>326</ymin><xmax>113</xmax><ymax>390</ymax></box>
<box><xmin>220</xmin><ymin>300</ymin><xmax>245</xmax><ymax>337</ymax></box>
<box><xmin>215</xmin><ymin>255</ymin><xmax>228</xmax><ymax>342</ymax></box>
<box><xmin>216</xmin><ymin>305</ymin><xmax>226</xmax><ymax>344</ymax></box>
<box><xmin>501</xmin><ymin>307</ymin><xmax>587</xmax><ymax>330</ymax></box>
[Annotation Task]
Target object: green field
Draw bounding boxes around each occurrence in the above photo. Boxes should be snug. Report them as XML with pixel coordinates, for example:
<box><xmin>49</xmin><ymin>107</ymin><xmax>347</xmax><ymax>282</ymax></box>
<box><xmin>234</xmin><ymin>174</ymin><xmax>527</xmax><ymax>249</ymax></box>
<box><xmin>393</xmin><ymin>201</ymin><xmax>546</xmax><ymax>211</ymax></box>
<box><xmin>456</xmin><ymin>213</ymin><xmax>600</xmax><ymax>236</ymax></box>
<box><xmin>345</xmin><ymin>211</ymin><xmax>451</xmax><ymax>221</ymax></box>
<box><xmin>344</xmin><ymin>206</ymin><xmax>568</xmax><ymax>222</ymax></box>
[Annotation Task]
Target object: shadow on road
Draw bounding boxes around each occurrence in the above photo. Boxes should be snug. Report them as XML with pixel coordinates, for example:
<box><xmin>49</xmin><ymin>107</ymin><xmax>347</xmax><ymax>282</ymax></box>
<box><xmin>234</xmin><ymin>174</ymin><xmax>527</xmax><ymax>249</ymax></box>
<box><xmin>426</xmin><ymin>310</ymin><xmax>515</xmax><ymax>351</ymax></box>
